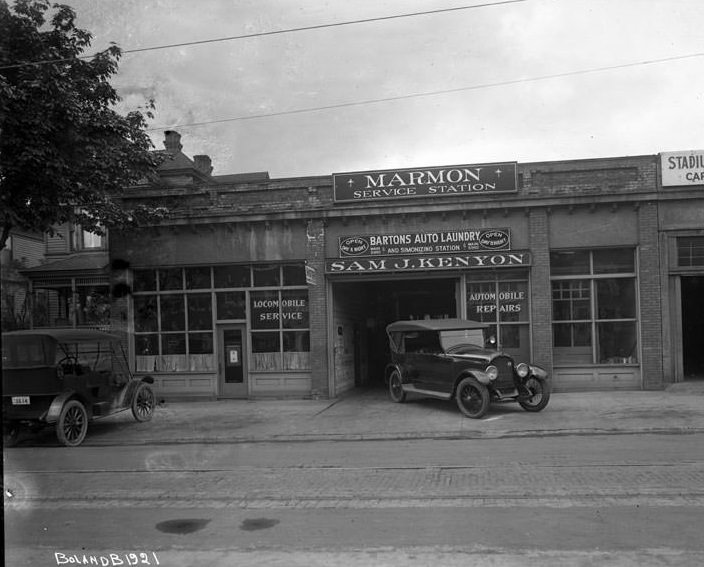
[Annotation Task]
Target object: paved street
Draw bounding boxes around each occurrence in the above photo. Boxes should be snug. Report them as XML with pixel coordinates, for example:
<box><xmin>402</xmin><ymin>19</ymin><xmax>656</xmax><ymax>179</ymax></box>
<box><xmin>5</xmin><ymin>425</ymin><xmax>704</xmax><ymax>566</ymax></box>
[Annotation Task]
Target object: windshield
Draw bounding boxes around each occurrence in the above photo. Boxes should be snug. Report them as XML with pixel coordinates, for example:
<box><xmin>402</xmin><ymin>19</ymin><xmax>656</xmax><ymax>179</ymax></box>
<box><xmin>439</xmin><ymin>329</ymin><xmax>488</xmax><ymax>352</ymax></box>
<box><xmin>2</xmin><ymin>335</ymin><xmax>56</xmax><ymax>368</ymax></box>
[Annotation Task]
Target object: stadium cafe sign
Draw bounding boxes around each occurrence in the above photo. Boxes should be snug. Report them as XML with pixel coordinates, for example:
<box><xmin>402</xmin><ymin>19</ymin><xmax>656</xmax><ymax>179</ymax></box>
<box><xmin>661</xmin><ymin>150</ymin><xmax>704</xmax><ymax>186</ymax></box>
<box><xmin>333</xmin><ymin>162</ymin><xmax>518</xmax><ymax>202</ymax></box>
<box><xmin>338</xmin><ymin>228</ymin><xmax>511</xmax><ymax>257</ymax></box>
<box><xmin>326</xmin><ymin>251</ymin><xmax>531</xmax><ymax>273</ymax></box>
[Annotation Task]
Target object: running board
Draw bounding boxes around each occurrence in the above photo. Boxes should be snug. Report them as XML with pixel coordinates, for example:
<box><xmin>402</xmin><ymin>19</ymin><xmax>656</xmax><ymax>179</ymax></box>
<box><xmin>401</xmin><ymin>384</ymin><xmax>452</xmax><ymax>400</ymax></box>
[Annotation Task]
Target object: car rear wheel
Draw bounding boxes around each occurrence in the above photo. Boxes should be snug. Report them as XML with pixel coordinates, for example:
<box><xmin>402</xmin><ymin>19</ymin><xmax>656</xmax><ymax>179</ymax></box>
<box><xmin>131</xmin><ymin>382</ymin><xmax>156</xmax><ymax>422</ymax></box>
<box><xmin>456</xmin><ymin>376</ymin><xmax>490</xmax><ymax>418</ymax></box>
<box><xmin>518</xmin><ymin>377</ymin><xmax>551</xmax><ymax>412</ymax></box>
<box><xmin>56</xmin><ymin>400</ymin><xmax>88</xmax><ymax>447</ymax></box>
<box><xmin>388</xmin><ymin>370</ymin><xmax>406</xmax><ymax>403</ymax></box>
<box><xmin>3</xmin><ymin>423</ymin><xmax>21</xmax><ymax>447</ymax></box>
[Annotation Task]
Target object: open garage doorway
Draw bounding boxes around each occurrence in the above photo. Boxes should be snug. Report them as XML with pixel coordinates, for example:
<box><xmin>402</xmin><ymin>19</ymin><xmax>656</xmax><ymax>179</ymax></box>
<box><xmin>331</xmin><ymin>277</ymin><xmax>459</xmax><ymax>394</ymax></box>
<box><xmin>682</xmin><ymin>276</ymin><xmax>704</xmax><ymax>380</ymax></box>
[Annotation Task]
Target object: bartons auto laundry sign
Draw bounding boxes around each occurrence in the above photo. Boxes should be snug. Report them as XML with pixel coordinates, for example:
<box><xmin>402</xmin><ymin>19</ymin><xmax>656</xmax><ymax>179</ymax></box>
<box><xmin>333</xmin><ymin>162</ymin><xmax>517</xmax><ymax>202</ymax></box>
<box><xmin>339</xmin><ymin>229</ymin><xmax>510</xmax><ymax>257</ymax></box>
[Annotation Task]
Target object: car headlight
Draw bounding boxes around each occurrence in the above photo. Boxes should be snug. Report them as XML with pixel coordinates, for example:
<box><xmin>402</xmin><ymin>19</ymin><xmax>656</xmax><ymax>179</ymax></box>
<box><xmin>516</xmin><ymin>363</ymin><xmax>530</xmax><ymax>378</ymax></box>
<box><xmin>485</xmin><ymin>365</ymin><xmax>499</xmax><ymax>381</ymax></box>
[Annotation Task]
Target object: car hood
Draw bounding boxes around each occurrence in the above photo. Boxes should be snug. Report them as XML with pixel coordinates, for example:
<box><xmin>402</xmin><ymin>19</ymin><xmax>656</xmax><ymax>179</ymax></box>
<box><xmin>444</xmin><ymin>347</ymin><xmax>505</xmax><ymax>364</ymax></box>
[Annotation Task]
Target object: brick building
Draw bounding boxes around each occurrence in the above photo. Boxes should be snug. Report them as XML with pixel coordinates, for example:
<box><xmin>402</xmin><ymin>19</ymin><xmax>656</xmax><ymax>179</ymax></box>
<box><xmin>107</xmin><ymin>133</ymin><xmax>704</xmax><ymax>399</ymax></box>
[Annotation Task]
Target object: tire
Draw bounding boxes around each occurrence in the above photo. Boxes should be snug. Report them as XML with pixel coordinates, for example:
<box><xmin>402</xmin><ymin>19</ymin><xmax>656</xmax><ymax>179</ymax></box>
<box><xmin>131</xmin><ymin>382</ymin><xmax>156</xmax><ymax>422</ymax></box>
<box><xmin>388</xmin><ymin>370</ymin><xmax>407</xmax><ymax>403</ymax></box>
<box><xmin>3</xmin><ymin>423</ymin><xmax>21</xmax><ymax>448</ymax></box>
<box><xmin>56</xmin><ymin>400</ymin><xmax>88</xmax><ymax>447</ymax></box>
<box><xmin>518</xmin><ymin>376</ymin><xmax>551</xmax><ymax>412</ymax></box>
<box><xmin>456</xmin><ymin>376</ymin><xmax>490</xmax><ymax>419</ymax></box>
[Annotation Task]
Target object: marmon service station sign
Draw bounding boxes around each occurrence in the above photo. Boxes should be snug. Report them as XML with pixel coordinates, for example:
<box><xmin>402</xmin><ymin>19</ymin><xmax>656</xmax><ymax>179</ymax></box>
<box><xmin>333</xmin><ymin>162</ymin><xmax>517</xmax><ymax>202</ymax></box>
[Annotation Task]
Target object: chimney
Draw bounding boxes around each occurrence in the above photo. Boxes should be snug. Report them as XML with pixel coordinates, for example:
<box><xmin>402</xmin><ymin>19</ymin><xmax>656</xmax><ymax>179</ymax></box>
<box><xmin>194</xmin><ymin>155</ymin><xmax>213</xmax><ymax>175</ymax></box>
<box><xmin>163</xmin><ymin>130</ymin><xmax>183</xmax><ymax>153</ymax></box>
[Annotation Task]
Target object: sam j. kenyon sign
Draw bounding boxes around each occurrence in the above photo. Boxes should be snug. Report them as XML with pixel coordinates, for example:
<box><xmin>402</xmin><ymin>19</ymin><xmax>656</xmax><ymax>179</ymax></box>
<box><xmin>326</xmin><ymin>251</ymin><xmax>531</xmax><ymax>273</ymax></box>
<box><xmin>333</xmin><ymin>162</ymin><xmax>518</xmax><ymax>202</ymax></box>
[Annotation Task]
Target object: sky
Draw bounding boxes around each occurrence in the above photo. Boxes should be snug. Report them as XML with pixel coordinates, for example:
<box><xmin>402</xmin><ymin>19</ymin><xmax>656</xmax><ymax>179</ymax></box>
<box><xmin>62</xmin><ymin>0</ymin><xmax>704</xmax><ymax>179</ymax></box>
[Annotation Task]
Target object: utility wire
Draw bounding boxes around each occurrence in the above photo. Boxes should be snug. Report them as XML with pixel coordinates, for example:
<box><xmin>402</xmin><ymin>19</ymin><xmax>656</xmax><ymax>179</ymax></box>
<box><xmin>148</xmin><ymin>52</ymin><xmax>704</xmax><ymax>131</ymax></box>
<box><xmin>0</xmin><ymin>0</ymin><xmax>526</xmax><ymax>71</ymax></box>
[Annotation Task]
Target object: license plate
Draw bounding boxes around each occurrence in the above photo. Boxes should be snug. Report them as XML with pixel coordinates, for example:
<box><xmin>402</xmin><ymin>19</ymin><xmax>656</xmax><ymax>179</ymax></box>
<box><xmin>11</xmin><ymin>396</ymin><xmax>30</xmax><ymax>406</ymax></box>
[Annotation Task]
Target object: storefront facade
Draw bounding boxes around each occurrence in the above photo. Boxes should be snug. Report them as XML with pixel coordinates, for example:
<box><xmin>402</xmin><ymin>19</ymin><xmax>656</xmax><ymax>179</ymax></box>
<box><xmin>109</xmin><ymin>136</ymin><xmax>704</xmax><ymax>399</ymax></box>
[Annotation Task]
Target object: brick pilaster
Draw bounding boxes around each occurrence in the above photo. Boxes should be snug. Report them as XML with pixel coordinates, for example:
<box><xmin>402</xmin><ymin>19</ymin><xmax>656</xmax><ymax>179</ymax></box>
<box><xmin>305</xmin><ymin>219</ymin><xmax>329</xmax><ymax>397</ymax></box>
<box><xmin>529</xmin><ymin>209</ymin><xmax>553</xmax><ymax>376</ymax></box>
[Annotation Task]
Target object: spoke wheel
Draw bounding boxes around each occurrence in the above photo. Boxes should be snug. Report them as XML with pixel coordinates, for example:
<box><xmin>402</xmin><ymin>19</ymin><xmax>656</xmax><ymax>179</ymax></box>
<box><xmin>388</xmin><ymin>370</ymin><xmax>406</xmax><ymax>403</ymax></box>
<box><xmin>131</xmin><ymin>382</ymin><xmax>155</xmax><ymax>422</ymax></box>
<box><xmin>56</xmin><ymin>400</ymin><xmax>88</xmax><ymax>447</ymax></box>
<box><xmin>518</xmin><ymin>377</ymin><xmax>551</xmax><ymax>412</ymax></box>
<box><xmin>456</xmin><ymin>376</ymin><xmax>490</xmax><ymax>418</ymax></box>
<box><xmin>3</xmin><ymin>423</ymin><xmax>21</xmax><ymax>448</ymax></box>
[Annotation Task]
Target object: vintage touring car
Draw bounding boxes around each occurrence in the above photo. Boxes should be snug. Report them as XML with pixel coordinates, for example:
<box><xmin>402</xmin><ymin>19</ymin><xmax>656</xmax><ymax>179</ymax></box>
<box><xmin>385</xmin><ymin>319</ymin><xmax>551</xmax><ymax>418</ymax></box>
<box><xmin>3</xmin><ymin>329</ymin><xmax>155</xmax><ymax>447</ymax></box>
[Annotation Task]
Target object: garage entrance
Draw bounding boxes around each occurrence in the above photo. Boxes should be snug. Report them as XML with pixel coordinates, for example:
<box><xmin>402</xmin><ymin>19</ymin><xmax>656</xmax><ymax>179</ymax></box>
<box><xmin>331</xmin><ymin>277</ymin><xmax>459</xmax><ymax>394</ymax></box>
<box><xmin>682</xmin><ymin>276</ymin><xmax>704</xmax><ymax>380</ymax></box>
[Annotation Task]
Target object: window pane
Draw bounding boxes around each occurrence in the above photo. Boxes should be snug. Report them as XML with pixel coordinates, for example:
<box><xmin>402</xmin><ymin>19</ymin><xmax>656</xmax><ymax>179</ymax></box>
<box><xmin>283</xmin><ymin>263</ymin><xmax>306</xmax><ymax>286</ymax></box>
<box><xmin>135</xmin><ymin>334</ymin><xmax>158</xmax><ymax>355</ymax></box>
<box><xmin>552</xmin><ymin>280</ymin><xmax>591</xmax><ymax>320</ymax></box>
<box><xmin>216</xmin><ymin>291</ymin><xmax>246</xmax><ymax>320</ymax></box>
<box><xmin>550</xmin><ymin>250</ymin><xmax>590</xmax><ymax>276</ymax></box>
<box><xmin>597</xmin><ymin>279</ymin><xmax>635</xmax><ymax>319</ymax></box>
<box><xmin>134</xmin><ymin>295</ymin><xmax>158</xmax><ymax>332</ymax></box>
<box><xmin>253</xmin><ymin>264</ymin><xmax>280</xmax><ymax>287</ymax></box>
<box><xmin>251</xmin><ymin>332</ymin><xmax>281</xmax><ymax>371</ymax></box>
<box><xmin>251</xmin><ymin>290</ymin><xmax>280</xmax><ymax>329</ymax></box>
<box><xmin>677</xmin><ymin>237</ymin><xmax>704</xmax><ymax>267</ymax></box>
<box><xmin>160</xmin><ymin>295</ymin><xmax>185</xmax><ymax>331</ymax></box>
<box><xmin>214</xmin><ymin>265</ymin><xmax>251</xmax><ymax>288</ymax></box>
<box><xmin>281</xmin><ymin>290</ymin><xmax>308</xmax><ymax>329</ymax></box>
<box><xmin>133</xmin><ymin>269</ymin><xmax>156</xmax><ymax>292</ymax></box>
<box><xmin>467</xmin><ymin>282</ymin><xmax>497</xmax><ymax>322</ymax></box>
<box><xmin>162</xmin><ymin>333</ymin><xmax>186</xmax><ymax>354</ymax></box>
<box><xmin>500</xmin><ymin>324</ymin><xmax>530</xmax><ymax>361</ymax></box>
<box><xmin>187</xmin><ymin>294</ymin><xmax>212</xmax><ymax>330</ymax></box>
<box><xmin>186</xmin><ymin>267</ymin><xmax>211</xmax><ymax>289</ymax></box>
<box><xmin>159</xmin><ymin>268</ymin><xmax>183</xmax><ymax>290</ymax></box>
<box><xmin>593</xmin><ymin>248</ymin><xmax>634</xmax><ymax>274</ymax></box>
<box><xmin>553</xmin><ymin>323</ymin><xmax>592</xmax><ymax>347</ymax></box>
<box><xmin>498</xmin><ymin>281</ymin><xmax>528</xmax><ymax>322</ymax></box>
<box><xmin>597</xmin><ymin>321</ymin><xmax>638</xmax><ymax>363</ymax></box>
<box><xmin>189</xmin><ymin>332</ymin><xmax>214</xmax><ymax>354</ymax></box>
<box><xmin>283</xmin><ymin>331</ymin><xmax>310</xmax><ymax>352</ymax></box>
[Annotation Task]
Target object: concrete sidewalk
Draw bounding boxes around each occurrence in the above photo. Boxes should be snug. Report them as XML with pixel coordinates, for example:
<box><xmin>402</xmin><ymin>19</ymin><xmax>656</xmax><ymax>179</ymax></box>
<box><xmin>65</xmin><ymin>381</ymin><xmax>704</xmax><ymax>446</ymax></box>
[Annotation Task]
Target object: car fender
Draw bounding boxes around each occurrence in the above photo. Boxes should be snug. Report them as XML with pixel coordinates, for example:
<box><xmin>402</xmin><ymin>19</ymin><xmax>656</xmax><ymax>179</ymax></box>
<box><xmin>45</xmin><ymin>391</ymin><xmax>83</xmax><ymax>424</ymax></box>
<box><xmin>384</xmin><ymin>364</ymin><xmax>403</xmax><ymax>384</ymax></box>
<box><xmin>457</xmin><ymin>370</ymin><xmax>492</xmax><ymax>387</ymax></box>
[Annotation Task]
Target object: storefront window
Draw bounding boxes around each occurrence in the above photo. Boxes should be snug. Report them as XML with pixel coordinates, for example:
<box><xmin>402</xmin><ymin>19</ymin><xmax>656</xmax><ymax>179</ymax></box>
<box><xmin>678</xmin><ymin>236</ymin><xmax>704</xmax><ymax>267</ymax></box>
<box><xmin>466</xmin><ymin>270</ymin><xmax>530</xmax><ymax>361</ymax></box>
<box><xmin>133</xmin><ymin>263</ymin><xmax>308</xmax><ymax>373</ymax></box>
<box><xmin>551</xmin><ymin>248</ymin><xmax>638</xmax><ymax>365</ymax></box>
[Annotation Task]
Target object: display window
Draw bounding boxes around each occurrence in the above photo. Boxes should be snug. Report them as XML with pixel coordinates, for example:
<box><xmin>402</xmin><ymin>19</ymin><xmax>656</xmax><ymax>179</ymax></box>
<box><xmin>550</xmin><ymin>248</ymin><xmax>638</xmax><ymax>365</ymax></box>
<box><xmin>466</xmin><ymin>269</ymin><xmax>530</xmax><ymax>361</ymax></box>
<box><xmin>132</xmin><ymin>263</ymin><xmax>309</xmax><ymax>373</ymax></box>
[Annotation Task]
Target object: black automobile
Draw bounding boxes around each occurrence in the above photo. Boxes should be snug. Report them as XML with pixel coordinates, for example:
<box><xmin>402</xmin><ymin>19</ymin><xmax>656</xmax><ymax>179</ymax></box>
<box><xmin>385</xmin><ymin>319</ymin><xmax>550</xmax><ymax>418</ymax></box>
<box><xmin>2</xmin><ymin>329</ymin><xmax>155</xmax><ymax>447</ymax></box>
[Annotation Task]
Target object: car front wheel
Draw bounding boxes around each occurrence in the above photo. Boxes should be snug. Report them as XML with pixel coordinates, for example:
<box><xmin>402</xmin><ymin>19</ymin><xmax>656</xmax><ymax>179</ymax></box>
<box><xmin>388</xmin><ymin>370</ymin><xmax>406</xmax><ymax>403</ymax></box>
<box><xmin>56</xmin><ymin>399</ymin><xmax>88</xmax><ymax>447</ymax></box>
<box><xmin>456</xmin><ymin>376</ymin><xmax>490</xmax><ymax>418</ymax></box>
<box><xmin>132</xmin><ymin>382</ymin><xmax>156</xmax><ymax>422</ymax></box>
<box><xmin>518</xmin><ymin>377</ymin><xmax>551</xmax><ymax>412</ymax></box>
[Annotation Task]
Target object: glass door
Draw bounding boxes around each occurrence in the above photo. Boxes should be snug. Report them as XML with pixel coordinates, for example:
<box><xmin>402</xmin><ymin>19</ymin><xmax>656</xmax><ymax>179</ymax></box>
<box><xmin>218</xmin><ymin>324</ymin><xmax>248</xmax><ymax>398</ymax></box>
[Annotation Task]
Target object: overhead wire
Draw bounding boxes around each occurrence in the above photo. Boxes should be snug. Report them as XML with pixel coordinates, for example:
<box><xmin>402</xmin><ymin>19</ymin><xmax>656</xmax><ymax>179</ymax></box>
<box><xmin>148</xmin><ymin>52</ymin><xmax>704</xmax><ymax>131</ymax></box>
<box><xmin>0</xmin><ymin>0</ymin><xmax>526</xmax><ymax>70</ymax></box>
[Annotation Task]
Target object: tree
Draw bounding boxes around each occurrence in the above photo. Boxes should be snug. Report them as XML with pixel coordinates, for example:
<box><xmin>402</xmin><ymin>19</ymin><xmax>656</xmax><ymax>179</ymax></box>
<box><xmin>0</xmin><ymin>0</ymin><xmax>166</xmax><ymax>251</ymax></box>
